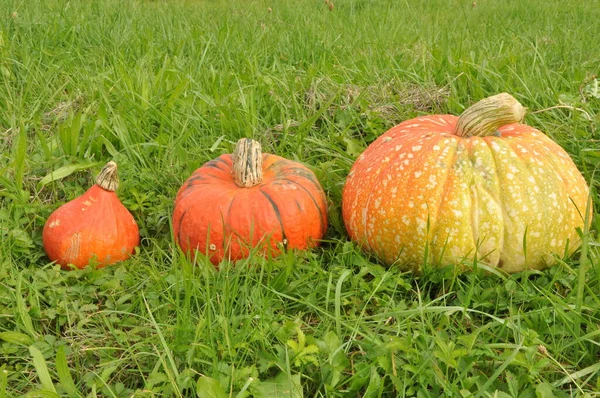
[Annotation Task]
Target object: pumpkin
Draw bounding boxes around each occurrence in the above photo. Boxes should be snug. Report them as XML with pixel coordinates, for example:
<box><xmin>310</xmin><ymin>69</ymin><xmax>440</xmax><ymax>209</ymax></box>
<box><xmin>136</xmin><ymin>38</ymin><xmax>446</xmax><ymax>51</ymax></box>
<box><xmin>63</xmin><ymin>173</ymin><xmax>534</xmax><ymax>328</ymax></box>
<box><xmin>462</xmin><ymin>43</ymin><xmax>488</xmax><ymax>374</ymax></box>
<box><xmin>342</xmin><ymin>93</ymin><xmax>592</xmax><ymax>273</ymax></box>
<box><xmin>172</xmin><ymin>138</ymin><xmax>328</xmax><ymax>265</ymax></box>
<box><xmin>43</xmin><ymin>161</ymin><xmax>140</xmax><ymax>269</ymax></box>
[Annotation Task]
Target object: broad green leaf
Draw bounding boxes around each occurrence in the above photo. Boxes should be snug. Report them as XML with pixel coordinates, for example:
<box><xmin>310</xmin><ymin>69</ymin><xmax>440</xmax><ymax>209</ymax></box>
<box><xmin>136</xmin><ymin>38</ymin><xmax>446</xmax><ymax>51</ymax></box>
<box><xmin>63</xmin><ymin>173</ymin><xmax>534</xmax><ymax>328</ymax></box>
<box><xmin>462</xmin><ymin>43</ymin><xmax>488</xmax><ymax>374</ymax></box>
<box><xmin>535</xmin><ymin>382</ymin><xmax>555</xmax><ymax>398</ymax></box>
<box><xmin>343</xmin><ymin>137</ymin><xmax>365</xmax><ymax>158</ymax></box>
<box><xmin>196</xmin><ymin>376</ymin><xmax>227</xmax><ymax>398</ymax></box>
<box><xmin>362</xmin><ymin>367</ymin><xmax>382</xmax><ymax>398</ymax></box>
<box><xmin>28</xmin><ymin>346</ymin><xmax>57</xmax><ymax>393</ymax></box>
<box><xmin>37</xmin><ymin>161</ymin><xmax>100</xmax><ymax>189</ymax></box>
<box><xmin>255</xmin><ymin>373</ymin><xmax>302</xmax><ymax>398</ymax></box>
<box><xmin>0</xmin><ymin>331</ymin><xmax>33</xmax><ymax>346</ymax></box>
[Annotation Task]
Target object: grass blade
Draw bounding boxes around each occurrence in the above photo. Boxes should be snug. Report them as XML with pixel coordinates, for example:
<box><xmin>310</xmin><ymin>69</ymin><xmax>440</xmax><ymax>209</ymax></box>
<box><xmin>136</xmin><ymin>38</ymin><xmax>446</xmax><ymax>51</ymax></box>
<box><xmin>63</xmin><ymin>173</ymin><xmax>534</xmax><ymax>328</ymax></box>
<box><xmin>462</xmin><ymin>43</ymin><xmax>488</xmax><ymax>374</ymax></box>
<box><xmin>28</xmin><ymin>345</ymin><xmax>57</xmax><ymax>393</ymax></box>
<box><xmin>16</xmin><ymin>275</ymin><xmax>37</xmax><ymax>338</ymax></box>
<box><xmin>55</xmin><ymin>346</ymin><xmax>80</xmax><ymax>397</ymax></box>
<box><xmin>142</xmin><ymin>293</ymin><xmax>182</xmax><ymax>398</ymax></box>
<box><xmin>37</xmin><ymin>161</ymin><xmax>100</xmax><ymax>190</ymax></box>
<box><xmin>0</xmin><ymin>365</ymin><xmax>7</xmax><ymax>398</ymax></box>
<box><xmin>335</xmin><ymin>270</ymin><xmax>351</xmax><ymax>338</ymax></box>
<box><xmin>12</xmin><ymin>122</ymin><xmax>27</xmax><ymax>192</ymax></box>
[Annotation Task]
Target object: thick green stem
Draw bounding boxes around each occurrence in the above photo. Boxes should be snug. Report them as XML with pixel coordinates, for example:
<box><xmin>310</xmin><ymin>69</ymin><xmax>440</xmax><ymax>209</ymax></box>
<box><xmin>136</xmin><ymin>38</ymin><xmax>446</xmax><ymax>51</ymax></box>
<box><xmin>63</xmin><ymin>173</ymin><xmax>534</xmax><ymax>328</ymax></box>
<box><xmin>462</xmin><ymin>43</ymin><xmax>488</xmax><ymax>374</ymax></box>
<box><xmin>96</xmin><ymin>161</ymin><xmax>119</xmax><ymax>191</ymax></box>
<box><xmin>233</xmin><ymin>138</ymin><xmax>263</xmax><ymax>187</ymax></box>
<box><xmin>455</xmin><ymin>93</ymin><xmax>526</xmax><ymax>137</ymax></box>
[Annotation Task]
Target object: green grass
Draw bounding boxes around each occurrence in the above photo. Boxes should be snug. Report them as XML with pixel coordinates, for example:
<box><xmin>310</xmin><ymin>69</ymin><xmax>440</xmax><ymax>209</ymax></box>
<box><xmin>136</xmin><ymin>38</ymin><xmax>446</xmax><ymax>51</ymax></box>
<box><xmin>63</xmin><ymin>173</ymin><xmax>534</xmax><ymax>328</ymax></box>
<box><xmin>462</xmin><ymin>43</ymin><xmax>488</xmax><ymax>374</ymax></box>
<box><xmin>1</xmin><ymin>0</ymin><xmax>599</xmax><ymax>396</ymax></box>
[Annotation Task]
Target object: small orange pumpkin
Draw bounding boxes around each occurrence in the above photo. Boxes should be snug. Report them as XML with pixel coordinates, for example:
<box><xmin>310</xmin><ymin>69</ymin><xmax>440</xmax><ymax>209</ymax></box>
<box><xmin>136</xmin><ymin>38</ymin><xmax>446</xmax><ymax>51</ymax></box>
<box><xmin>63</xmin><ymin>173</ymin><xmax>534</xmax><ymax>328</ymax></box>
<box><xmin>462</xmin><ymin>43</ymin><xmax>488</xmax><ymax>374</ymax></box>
<box><xmin>43</xmin><ymin>161</ymin><xmax>140</xmax><ymax>269</ymax></box>
<box><xmin>172</xmin><ymin>138</ymin><xmax>328</xmax><ymax>265</ymax></box>
<box><xmin>343</xmin><ymin>93</ymin><xmax>592</xmax><ymax>273</ymax></box>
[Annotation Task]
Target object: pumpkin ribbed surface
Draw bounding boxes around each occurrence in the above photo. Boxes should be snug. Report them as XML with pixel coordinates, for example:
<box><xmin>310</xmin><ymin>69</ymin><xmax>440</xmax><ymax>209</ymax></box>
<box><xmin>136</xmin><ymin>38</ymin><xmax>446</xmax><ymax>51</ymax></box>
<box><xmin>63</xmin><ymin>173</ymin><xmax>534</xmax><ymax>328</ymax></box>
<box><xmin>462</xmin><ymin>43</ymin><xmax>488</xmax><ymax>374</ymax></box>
<box><xmin>173</xmin><ymin>151</ymin><xmax>328</xmax><ymax>265</ymax></box>
<box><xmin>343</xmin><ymin>113</ymin><xmax>591</xmax><ymax>273</ymax></box>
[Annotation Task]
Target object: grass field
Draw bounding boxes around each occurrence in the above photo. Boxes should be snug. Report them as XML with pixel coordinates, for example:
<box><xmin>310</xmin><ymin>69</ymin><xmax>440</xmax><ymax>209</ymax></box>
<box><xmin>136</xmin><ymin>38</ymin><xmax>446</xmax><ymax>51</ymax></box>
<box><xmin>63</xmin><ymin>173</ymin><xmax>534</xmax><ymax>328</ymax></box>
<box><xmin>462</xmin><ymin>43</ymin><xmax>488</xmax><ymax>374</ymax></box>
<box><xmin>1</xmin><ymin>0</ymin><xmax>599</xmax><ymax>396</ymax></box>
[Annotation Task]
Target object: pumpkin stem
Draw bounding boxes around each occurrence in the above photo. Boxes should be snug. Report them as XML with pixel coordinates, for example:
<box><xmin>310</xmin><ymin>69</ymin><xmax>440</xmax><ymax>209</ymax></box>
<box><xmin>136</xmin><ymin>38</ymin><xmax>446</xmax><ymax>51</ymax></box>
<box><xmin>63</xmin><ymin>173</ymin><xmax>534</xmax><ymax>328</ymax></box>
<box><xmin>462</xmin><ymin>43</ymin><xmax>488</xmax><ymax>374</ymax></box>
<box><xmin>455</xmin><ymin>93</ymin><xmax>526</xmax><ymax>137</ymax></box>
<box><xmin>96</xmin><ymin>161</ymin><xmax>119</xmax><ymax>191</ymax></box>
<box><xmin>233</xmin><ymin>138</ymin><xmax>263</xmax><ymax>187</ymax></box>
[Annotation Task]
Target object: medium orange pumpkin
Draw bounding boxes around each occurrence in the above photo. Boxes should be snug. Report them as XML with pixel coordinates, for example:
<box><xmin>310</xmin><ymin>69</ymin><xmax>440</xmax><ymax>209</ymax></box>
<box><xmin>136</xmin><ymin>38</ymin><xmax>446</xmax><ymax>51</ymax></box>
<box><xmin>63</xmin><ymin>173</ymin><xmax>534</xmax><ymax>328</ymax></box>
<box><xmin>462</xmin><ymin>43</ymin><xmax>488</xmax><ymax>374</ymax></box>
<box><xmin>342</xmin><ymin>93</ymin><xmax>592</xmax><ymax>273</ymax></box>
<box><xmin>43</xmin><ymin>161</ymin><xmax>140</xmax><ymax>269</ymax></box>
<box><xmin>172</xmin><ymin>138</ymin><xmax>328</xmax><ymax>265</ymax></box>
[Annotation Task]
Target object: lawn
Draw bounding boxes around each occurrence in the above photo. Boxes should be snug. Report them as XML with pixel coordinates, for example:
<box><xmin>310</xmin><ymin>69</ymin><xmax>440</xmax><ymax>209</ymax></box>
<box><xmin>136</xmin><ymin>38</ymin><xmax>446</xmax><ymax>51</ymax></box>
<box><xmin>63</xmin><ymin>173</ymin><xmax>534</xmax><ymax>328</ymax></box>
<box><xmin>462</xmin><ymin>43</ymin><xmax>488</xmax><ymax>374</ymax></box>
<box><xmin>1</xmin><ymin>0</ymin><xmax>599</xmax><ymax>396</ymax></box>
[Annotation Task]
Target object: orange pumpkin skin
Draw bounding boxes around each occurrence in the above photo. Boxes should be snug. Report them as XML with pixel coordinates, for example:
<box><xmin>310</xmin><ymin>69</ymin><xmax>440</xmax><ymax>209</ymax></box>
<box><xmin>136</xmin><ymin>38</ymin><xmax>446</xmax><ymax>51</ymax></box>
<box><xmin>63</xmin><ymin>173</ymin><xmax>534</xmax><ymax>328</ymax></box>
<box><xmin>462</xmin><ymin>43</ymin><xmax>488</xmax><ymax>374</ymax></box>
<box><xmin>43</xmin><ymin>164</ymin><xmax>139</xmax><ymax>270</ymax></box>
<box><xmin>343</xmin><ymin>106</ymin><xmax>592</xmax><ymax>273</ymax></box>
<box><xmin>172</xmin><ymin>152</ymin><xmax>328</xmax><ymax>265</ymax></box>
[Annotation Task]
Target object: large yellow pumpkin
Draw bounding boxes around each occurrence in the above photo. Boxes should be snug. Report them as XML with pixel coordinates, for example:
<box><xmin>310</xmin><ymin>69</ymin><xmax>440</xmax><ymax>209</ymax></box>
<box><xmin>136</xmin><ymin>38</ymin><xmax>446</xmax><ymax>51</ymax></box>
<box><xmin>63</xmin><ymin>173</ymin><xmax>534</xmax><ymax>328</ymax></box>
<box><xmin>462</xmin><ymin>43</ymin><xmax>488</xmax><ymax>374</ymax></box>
<box><xmin>342</xmin><ymin>93</ymin><xmax>592</xmax><ymax>273</ymax></box>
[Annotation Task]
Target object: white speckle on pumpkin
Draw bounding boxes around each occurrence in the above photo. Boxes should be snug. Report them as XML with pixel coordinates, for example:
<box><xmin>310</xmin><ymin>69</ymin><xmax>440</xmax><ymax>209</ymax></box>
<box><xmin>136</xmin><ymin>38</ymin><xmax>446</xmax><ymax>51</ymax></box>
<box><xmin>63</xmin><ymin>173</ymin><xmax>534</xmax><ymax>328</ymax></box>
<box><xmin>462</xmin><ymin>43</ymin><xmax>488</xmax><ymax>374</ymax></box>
<box><xmin>433</xmin><ymin>145</ymin><xmax>440</xmax><ymax>151</ymax></box>
<box><xmin>412</xmin><ymin>145</ymin><xmax>422</xmax><ymax>151</ymax></box>
<box><xmin>209</xmin><ymin>244</ymin><xmax>216</xmax><ymax>251</ymax></box>
<box><xmin>402</xmin><ymin>215</ymin><xmax>410</xmax><ymax>225</ymax></box>
<box><xmin>426</xmin><ymin>175</ymin><xmax>437</xmax><ymax>188</ymax></box>
<box><xmin>452</xmin><ymin>209</ymin><xmax>463</xmax><ymax>217</ymax></box>
<box><xmin>48</xmin><ymin>219</ymin><xmax>60</xmax><ymax>228</ymax></box>
<box><xmin>506</xmin><ymin>173</ymin><xmax>514</xmax><ymax>180</ymax></box>
<box><xmin>417</xmin><ymin>218</ymin><xmax>427</xmax><ymax>233</ymax></box>
<box><xmin>408</xmin><ymin>201</ymin><xmax>414</xmax><ymax>208</ymax></box>
<box><xmin>414</xmin><ymin>171</ymin><xmax>422</xmax><ymax>178</ymax></box>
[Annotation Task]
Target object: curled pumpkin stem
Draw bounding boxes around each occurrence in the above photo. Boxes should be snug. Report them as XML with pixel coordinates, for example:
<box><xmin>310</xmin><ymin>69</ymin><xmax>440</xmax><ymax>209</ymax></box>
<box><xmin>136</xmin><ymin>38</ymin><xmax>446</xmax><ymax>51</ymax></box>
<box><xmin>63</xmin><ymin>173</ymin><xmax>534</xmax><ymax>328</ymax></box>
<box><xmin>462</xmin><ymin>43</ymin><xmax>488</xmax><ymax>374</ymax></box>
<box><xmin>455</xmin><ymin>93</ymin><xmax>527</xmax><ymax>137</ymax></box>
<box><xmin>233</xmin><ymin>138</ymin><xmax>263</xmax><ymax>187</ymax></box>
<box><xmin>96</xmin><ymin>161</ymin><xmax>119</xmax><ymax>192</ymax></box>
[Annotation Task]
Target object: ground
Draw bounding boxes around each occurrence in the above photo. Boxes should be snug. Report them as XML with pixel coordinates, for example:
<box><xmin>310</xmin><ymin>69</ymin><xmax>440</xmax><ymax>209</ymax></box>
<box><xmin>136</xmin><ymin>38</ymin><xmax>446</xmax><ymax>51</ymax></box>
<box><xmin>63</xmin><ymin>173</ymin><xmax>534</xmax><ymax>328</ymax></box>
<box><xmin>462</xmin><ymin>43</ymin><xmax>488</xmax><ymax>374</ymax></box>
<box><xmin>0</xmin><ymin>0</ymin><xmax>599</xmax><ymax>396</ymax></box>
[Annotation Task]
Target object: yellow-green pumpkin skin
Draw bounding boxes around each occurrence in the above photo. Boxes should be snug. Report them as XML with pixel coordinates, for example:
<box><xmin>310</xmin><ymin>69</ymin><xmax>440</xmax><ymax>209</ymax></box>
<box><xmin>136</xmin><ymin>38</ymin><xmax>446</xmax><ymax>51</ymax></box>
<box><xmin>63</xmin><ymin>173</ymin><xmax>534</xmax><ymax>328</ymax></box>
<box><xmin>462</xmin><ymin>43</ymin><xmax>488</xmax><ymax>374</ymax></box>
<box><xmin>342</xmin><ymin>115</ymin><xmax>592</xmax><ymax>273</ymax></box>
